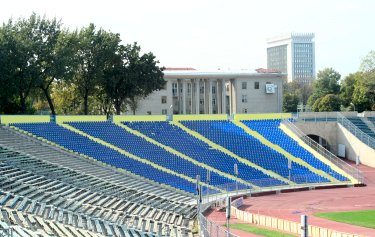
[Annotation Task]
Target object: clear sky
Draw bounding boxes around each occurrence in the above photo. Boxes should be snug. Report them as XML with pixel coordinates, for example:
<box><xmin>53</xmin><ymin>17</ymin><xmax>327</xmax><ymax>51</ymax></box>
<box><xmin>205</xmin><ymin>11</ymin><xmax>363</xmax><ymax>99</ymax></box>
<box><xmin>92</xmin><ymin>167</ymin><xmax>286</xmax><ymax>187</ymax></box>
<box><xmin>1</xmin><ymin>0</ymin><xmax>374</xmax><ymax>77</ymax></box>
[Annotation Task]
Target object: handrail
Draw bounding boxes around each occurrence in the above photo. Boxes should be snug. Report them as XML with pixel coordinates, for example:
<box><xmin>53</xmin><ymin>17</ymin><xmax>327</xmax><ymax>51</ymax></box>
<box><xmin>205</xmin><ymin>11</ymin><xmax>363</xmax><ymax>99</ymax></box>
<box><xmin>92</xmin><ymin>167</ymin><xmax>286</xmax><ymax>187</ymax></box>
<box><xmin>282</xmin><ymin>119</ymin><xmax>364</xmax><ymax>184</ymax></box>
<box><xmin>336</xmin><ymin>112</ymin><xmax>375</xmax><ymax>149</ymax></box>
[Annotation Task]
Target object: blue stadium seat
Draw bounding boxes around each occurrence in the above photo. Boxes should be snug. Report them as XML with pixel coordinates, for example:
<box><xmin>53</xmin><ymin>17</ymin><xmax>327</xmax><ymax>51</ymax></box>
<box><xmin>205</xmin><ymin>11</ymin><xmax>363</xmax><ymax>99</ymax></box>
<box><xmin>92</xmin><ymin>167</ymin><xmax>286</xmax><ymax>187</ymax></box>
<box><xmin>124</xmin><ymin>121</ymin><xmax>286</xmax><ymax>187</ymax></box>
<box><xmin>180</xmin><ymin>120</ymin><xmax>330</xmax><ymax>184</ymax></box>
<box><xmin>67</xmin><ymin>121</ymin><xmax>242</xmax><ymax>190</ymax></box>
<box><xmin>242</xmin><ymin>119</ymin><xmax>348</xmax><ymax>181</ymax></box>
<box><xmin>12</xmin><ymin>122</ymin><xmax>198</xmax><ymax>193</ymax></box>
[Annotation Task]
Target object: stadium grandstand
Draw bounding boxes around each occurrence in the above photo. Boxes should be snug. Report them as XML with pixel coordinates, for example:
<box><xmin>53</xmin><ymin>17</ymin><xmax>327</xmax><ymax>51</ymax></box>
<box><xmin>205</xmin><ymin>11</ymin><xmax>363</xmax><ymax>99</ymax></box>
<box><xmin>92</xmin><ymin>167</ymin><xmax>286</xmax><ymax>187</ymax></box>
<box><xmin>0</xmin><ymin>111</ymin><xmax>372</xmax><ymax>237</ymax></box>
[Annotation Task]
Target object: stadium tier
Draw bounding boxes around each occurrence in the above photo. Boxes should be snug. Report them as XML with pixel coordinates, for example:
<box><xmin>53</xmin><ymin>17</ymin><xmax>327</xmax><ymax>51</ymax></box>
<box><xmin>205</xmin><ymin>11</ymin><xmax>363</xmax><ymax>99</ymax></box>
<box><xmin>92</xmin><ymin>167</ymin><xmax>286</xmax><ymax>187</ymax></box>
<box><xmin>241</xmin><ymin>119</ymin><xmax>348</xmax><ymax>181</ymax></box>
<box><xmin>123</xmin><ymin>121</ymin><xmax>286</xmax><ymax>187</ymax></box>
<box><xmin>180</xmin><ymin>120</ymin><xmax>331</xmax><ymax>184</ymax></box>
<box><xmin>346</xmin><ymin>117</ymin><xmax>375</xmax><ymax>139</ymax></box>
<box><xmin>11</xmin><ymin>122</ymin><xmax>198</xmax><ymax>194</ymax></box>
<box><xmin>0</xmin><ymin>127</ymin><xmax>196</xmax><ymax>237</ymax></box>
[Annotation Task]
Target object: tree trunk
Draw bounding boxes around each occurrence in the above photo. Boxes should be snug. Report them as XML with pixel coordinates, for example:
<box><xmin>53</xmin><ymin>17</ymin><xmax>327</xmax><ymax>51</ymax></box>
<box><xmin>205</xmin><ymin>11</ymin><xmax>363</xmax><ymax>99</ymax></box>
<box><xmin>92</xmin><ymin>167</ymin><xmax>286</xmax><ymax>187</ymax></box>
<box><xmin>84</xmin><ymin>94</ymin><xmax>89</xmax><ymax>115</ymax></box>
<box><xmin>114</xmin><ymin>99</ymin><xmax>122</xmax><ymax>115</ymax></box>
<box><xmin>42</xmin><ymin>87</ymin><xmax>56</xmax><ymax>115</ymax></box>
<box><xmin>20</xmin><ymin>94</ymin><xmax>26</xmax><ymax>114</ymax></box>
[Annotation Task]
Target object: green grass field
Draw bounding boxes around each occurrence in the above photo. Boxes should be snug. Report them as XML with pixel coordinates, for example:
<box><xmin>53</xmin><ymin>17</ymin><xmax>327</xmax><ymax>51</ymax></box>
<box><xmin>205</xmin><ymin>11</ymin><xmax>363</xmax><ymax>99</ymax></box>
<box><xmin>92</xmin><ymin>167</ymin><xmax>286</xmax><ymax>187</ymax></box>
<box><xmin>315</xmin><ymin>210</ymin><xmax>375</xmax><ymax>229</ymax></box>
<box><xmin>228</xmin><ymin>223</ymin><xmax>297</xmax><ymax>237</ymax></box>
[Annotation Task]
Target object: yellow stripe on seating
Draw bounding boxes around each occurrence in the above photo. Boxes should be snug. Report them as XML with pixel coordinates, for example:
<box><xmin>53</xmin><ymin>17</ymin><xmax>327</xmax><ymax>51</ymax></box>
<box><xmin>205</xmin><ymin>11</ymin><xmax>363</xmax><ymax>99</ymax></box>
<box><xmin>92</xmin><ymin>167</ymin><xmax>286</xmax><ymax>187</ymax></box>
<box><xmin>60</xmin><ymin>123</ymin><xmax>223</xmax><ymax>193</ymax></box>
<box><xmin>116</xmin><ymin>122</ymin><xmax>259</xmax><ymax>190</ymax></box>
<box><xmin>279</xmin><ymin>123</ymin><xmax>357</xmax><ymax>183</ymax></box>
<box><xmin>172</xmin><ymin>121</ymin><xmax>294</xmax><ymax>186</ymax></box>
<box><xmin>234</xmin><ymin>121</ymin><xmax>339</xmax><ymax>183</ymax></box>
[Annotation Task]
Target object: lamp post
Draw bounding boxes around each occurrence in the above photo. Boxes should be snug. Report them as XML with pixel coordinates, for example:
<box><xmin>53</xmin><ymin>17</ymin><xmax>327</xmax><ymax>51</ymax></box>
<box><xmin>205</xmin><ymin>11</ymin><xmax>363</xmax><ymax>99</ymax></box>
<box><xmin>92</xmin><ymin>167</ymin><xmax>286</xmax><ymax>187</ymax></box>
<box><xmin>234</xmin><ymin>164</ymin><xmax>238</xmax><ymax>194</ymax></box>
<box><xmin>350</xmin><ymin>102</ymin><xmax>355</xmax><ymax>112</ymax></box>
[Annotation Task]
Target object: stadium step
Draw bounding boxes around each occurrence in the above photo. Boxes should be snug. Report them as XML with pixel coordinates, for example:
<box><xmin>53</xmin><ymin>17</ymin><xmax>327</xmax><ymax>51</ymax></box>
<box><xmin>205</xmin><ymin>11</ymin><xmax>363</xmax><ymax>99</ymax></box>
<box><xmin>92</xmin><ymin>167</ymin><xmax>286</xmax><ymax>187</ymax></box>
<box><xmin>172</xmin><ymin>121</ymin><xmax>293</xmax><ymax>186</ymax></box>
<box><xmin>117</xmin><ymin>122</ymin><xmax>258</xmax><ymax>189</ymax></box>
<box><xmin>234</xmin><ymin>120</ymin><xmax>339</xmax><ymax>183</ymax></box>
<box><xmin>279</xmin><ymin>122</ymin><xmax>357</xmax><ymax>183</ymax></box>
<box><xmin>59</xmin><ymin>122</ymin><xmax>221</xmax><ymax>194</ymax></box>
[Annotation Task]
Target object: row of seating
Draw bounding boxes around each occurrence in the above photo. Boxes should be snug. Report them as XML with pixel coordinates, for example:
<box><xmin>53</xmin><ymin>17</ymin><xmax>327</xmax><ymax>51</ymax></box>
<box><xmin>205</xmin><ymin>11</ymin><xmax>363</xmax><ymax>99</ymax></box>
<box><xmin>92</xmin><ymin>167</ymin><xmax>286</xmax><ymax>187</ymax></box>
<box><xmin>346</xmin><ymin>117</ymin><xmax>375</xmax><ymax>138</ymax></box>
<box><xmin>124</xmin><ymin>121</ymin><xmax>286</xmax><ymax>187</ymax></box>
<box><xmin>11</xmin><ymin>123</ymin><xmax>198</xmax><ymax>194</ymax></box>
<box><xmin>0</xmin><ymin>145</ymin><xmax>194</xmax><ymax>236</ymax></box>
<box><xmin>67</xmin><ymin>122</ymin><xmax>240</xmax><ymax>190</ymax></box>
<box><xmin>180</xmin><ymin>120</ymin><xmax>329</xmax><ymax>184</ymax></box>
<box><xmin>242</xmin><ymin>119</ymin><xmax>348</xmax><ymax>181</ymax></box>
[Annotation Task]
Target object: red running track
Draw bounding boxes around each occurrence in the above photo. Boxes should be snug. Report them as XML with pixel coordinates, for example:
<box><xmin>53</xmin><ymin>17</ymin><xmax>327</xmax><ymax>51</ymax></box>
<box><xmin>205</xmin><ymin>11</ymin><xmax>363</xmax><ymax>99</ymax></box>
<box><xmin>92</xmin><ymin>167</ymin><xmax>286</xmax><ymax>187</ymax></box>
<box><xmin>206</xmin><ymin>163</ymin><xmax>375</xmax><ymax>237</ymax></box>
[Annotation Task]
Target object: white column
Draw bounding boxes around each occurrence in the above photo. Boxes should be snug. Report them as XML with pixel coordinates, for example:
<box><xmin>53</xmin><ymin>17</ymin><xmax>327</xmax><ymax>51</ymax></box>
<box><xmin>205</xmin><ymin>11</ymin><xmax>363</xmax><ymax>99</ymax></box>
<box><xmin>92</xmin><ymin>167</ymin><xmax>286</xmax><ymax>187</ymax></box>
<box><xmin>195</xmin><ymin>79</ymin><xmax>200</xmax><ymax>114</ymax></box>
<box><xmin>221</xmin><ymin>79</ymin><xmax>226</xmax><ymax>114</ymax></box>
<box><xmin>182</xmin><ymin>79</ymin><xmax>187</xmax><ymax>114</ymax></box>
<box><xmin>208</xmin><ymin>79</ymin><xmax>213</xmax><ymax>114</ymax></box>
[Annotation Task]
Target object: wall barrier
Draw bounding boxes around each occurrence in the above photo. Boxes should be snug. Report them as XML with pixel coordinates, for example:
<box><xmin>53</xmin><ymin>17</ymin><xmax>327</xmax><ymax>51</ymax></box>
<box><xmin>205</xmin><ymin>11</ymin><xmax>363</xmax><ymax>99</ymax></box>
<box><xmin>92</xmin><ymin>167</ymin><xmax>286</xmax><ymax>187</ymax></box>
<box><xmin>234</xmin><ymin>113</ymin><xmax>292</xmax><ymax>121</ymax></box>
<box><xmin>0</xmin><ymin>115</ymin><xmax>50</xmax><ymax>125</ymax></box>
<box><xmin>173</xmin><ymin>114</ymin><xmax>229</xmax><ymax>121</ymax></box>
<box><xmin>56</xmin><ymin>115</ymin><xmax>107</xmax><ymax>124</ymax></box>
<box><xmin>113</xmin><ymin>115</ymin><xmax>167</xmax><ymax>122</ymax></box>
<box><xmin>230</xmin><ymin>206</ymin><xmax>362</xmax><ymax>237</ymax></box>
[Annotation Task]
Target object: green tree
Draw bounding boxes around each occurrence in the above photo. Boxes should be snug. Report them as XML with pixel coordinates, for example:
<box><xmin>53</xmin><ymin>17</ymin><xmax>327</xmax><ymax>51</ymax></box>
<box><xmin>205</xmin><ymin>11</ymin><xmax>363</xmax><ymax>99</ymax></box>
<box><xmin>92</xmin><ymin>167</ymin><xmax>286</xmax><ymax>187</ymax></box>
<box><xmin>340</xmin><ymin>72</ymin><xmax>360</xmax><ymax>110</ymax></box>
<box><xmin>307</xmin><ymin>68</ymin><xmax>341</xmax><ymax>107</ymax></box>
<box><xmin>315</xmin><ymin>94</ymin><xmax>341</xmax><ymax>112</ymax></box>
<box><xmin>0</xmin><ymin>18</ymin><xmax>38</xmax><ymax>114</ymax></box>
<box><xmin>103</xmin><ymin>43</ymin><xmax>165</xmax><ymax>115</ymax></box>
<box><xmin>282</xmin><ymin>93</ymin><xmax>299</xmax><ymax>112</ymax></box>
<box><xmin>360</xmin><ymin>50</ymin><xmax>375</xmax><ymax>72</ymax></box>
<box><xmin>51</xmin><ymin>81</ymin><xmax>82</xmax><ymax>114</ymax></box>
<box><xmin>74</xmin><ymin>24</ymin><xmax>120</xmax><ymax>115</ymax></box>
<box><xmin>352</xmin><ymin>72</ymin><xmax>375</xmax><ymax>112</ymax></box>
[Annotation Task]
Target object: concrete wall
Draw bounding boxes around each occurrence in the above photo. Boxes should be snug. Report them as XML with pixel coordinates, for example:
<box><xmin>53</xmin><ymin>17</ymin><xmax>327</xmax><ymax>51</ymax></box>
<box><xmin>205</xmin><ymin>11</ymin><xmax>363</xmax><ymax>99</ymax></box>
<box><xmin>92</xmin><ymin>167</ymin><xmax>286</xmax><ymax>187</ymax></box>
<box><xmin>235</xmin><ymin>76</ymin><xmax>283</xmax><ymax>114</ymax></box>
<box><xmin>337</xmin><ymin>123</ymin><xmax>375</xmax><ymax>167</ymax></box>
<box><xmin>294</xmin><ymin>122</ymin><xmax>338</xmax><ymax>154</ymax></box>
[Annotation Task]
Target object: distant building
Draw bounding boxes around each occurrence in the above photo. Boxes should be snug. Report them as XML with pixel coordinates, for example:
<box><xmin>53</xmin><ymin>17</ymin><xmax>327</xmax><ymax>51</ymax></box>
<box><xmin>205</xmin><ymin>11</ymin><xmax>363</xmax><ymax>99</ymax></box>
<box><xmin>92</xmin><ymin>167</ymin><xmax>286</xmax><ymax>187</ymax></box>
<box><xmin>267</xmin><ymin>33</ymin><xmax>315</xmax><ymax>83</ymax></box>
<box><xmin>128</xmin><ymin>68</ymin><xmax>284</xmax><ymax>115</ymax></box>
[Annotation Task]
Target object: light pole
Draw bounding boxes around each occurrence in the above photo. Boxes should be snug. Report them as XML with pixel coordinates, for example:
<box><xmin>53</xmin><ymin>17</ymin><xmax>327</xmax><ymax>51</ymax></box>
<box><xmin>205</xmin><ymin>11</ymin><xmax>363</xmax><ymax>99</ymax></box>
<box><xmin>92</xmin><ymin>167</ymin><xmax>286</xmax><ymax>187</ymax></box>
<box><xmin>350</xmin><ymin>102</ymin><xmax>356</xmax><ymax>112</ymax></box>
<box><xmin>234</xmin><ymin>164</ymin><xmax>238</xmax><ymax>194</ymax></box>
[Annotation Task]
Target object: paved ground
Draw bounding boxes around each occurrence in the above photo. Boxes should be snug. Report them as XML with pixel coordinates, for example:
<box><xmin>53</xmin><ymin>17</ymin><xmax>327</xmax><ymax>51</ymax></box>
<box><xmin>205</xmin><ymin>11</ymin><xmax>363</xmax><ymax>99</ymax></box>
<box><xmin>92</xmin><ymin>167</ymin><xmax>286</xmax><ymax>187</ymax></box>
<box><xmin>206</xmin><ymin>163</ymin><xmax>375</xmax><ymax>237</ymax></box>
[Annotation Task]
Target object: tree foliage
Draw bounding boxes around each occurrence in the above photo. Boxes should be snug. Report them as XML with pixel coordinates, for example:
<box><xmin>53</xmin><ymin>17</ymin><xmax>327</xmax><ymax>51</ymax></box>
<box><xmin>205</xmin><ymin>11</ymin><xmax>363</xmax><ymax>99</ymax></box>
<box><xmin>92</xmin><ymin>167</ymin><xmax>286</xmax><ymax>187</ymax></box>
<box><xmin>0</xmin><ymin>14</ymin><xmax>165</xmax><ymax>115</ymax></box>
<box><xmin>282</xmin><ymin>93</ymin><xmax>299</xmax><ymax>112</ymax></box>
<box><xmin>312</xmin><ymin>94</ymin><xmax>341</xmax><ymax>112</ymax></box>
<box><xmin>307</xmin><ymin>68</ymin><xmax>341</xmax><ymax>110</ymax></box>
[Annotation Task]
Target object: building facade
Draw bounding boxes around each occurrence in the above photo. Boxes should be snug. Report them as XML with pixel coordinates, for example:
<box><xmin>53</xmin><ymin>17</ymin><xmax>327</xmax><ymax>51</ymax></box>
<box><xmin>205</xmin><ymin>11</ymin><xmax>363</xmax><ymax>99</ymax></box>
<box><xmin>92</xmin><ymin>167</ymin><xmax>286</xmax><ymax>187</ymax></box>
<box><xmin>267</xmin><ymin>33</ymin><xmax>315</xmax><ymax>83</ymax></box>
<box><xmin>129</xmin><ymin>69</ymin><xmax>284</xmax><ymax>115</ymax></box>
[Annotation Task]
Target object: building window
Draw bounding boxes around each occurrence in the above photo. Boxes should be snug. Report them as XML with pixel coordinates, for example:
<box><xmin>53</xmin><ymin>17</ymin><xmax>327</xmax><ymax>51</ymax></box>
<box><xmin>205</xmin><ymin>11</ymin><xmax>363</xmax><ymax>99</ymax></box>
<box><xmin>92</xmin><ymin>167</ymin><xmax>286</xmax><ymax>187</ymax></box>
<box><xmin>242</xmin><ymin>108</ymin><xmax>248</xmax><ymax>113</ymax></box>
<box><xmin>147</xmin><ymin>111</ymin><xmax>152</xmax><ymax>115</ymax></box>
<box><xmin>187</xmin><ymin>83</ymin><xmax>191</xmax><ymax>93</ymax></box>
<box><xmin>200</xmin><ymin>86</ymin><xmax>204</xmax><ymax>94</ymax></box>
<box><xmin>172</xmin><ymin>83</ymin><xmax>178</xmax><ymax>97</ymax></box>
<box><xmin>161</xmin><ymin>96</ymin><xmax>167</xmax><ymax>104</ymax></box>
<box><xmin>162</xmin><ymin>109</ymin><xmax>167</xmax><ymax>115</ymax></box>
<box><xmin>242</xmin><ymin>82</ymin><xmax>247</xmax><ymax>90</ymax></box>
<box><xmin>242</xmin><ymin>95</ymin><xmax>247</xmax><ymax>103</ymax></box>
<box><xmin>200</xmin><ymin>99</ymin><xmax>204</xmax><ymax>105</ymax></box>
<box><xmin>212</xmin><ymin>98</ymin><xmax>216</xmax><ymax>105</ymax></box>
<box><xmin>212</xmin><ymin>86</ymin><xmax>216</xmax><ymax>94</ymax></box>
<box><xmin>254</xmin><ymin>82</ymin><xmax>259</xmax><ymax>89</ymax></box>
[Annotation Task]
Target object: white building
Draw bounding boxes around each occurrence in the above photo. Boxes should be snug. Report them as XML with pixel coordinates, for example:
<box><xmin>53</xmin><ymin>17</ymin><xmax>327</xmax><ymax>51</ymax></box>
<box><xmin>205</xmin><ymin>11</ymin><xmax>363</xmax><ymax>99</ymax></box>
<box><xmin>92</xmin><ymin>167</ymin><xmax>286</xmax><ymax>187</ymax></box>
<box><xmin>267</xmin><ymin>33</ymin><xmax>315</xmax><ymax>83</ymax></box>
<box><xmin>129</xmin><ymin>68</ymin><xmax>284</xmax><ymax>115</ymax></box>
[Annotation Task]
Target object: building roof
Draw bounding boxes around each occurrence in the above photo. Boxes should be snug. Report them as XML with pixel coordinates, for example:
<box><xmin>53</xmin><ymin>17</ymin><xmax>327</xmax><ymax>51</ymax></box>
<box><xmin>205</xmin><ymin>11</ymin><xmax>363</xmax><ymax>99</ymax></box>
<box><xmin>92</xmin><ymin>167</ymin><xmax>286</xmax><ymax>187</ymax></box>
<box><xmin>163</xmin><ymin>70</ymin><xmax>285</xmax><ymax>79</ymax></box>
<box><xmin>164</xmin><ymin>67</ymin><xmax>196</xmax><ymax>71</ymax></box>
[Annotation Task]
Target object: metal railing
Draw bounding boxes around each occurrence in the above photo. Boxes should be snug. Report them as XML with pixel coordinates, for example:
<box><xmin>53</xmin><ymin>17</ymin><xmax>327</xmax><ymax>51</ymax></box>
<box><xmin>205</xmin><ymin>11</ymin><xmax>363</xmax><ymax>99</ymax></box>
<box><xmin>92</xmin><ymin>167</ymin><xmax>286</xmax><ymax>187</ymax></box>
<box><xmin>198</xmin><ymin>213</ymin><xmax>239</xmax><ymax>237</ymax></box>
<box><xmin>282</xmin><ymin>118</ymin><xmax>364</xmax><ymax>184</ymax></box>
<box><xmin>336</xmin><ymin>112</ymin><xmax>375</xmax><ymax>149</ymax></box>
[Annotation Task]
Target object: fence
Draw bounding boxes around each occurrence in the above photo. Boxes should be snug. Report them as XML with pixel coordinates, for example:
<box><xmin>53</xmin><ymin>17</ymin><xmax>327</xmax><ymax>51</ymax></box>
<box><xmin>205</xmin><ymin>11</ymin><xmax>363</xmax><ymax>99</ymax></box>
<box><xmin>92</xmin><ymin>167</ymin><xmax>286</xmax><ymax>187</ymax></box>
<box><xmin>230</xmin><ymin>205</ymin><xmax>363</xmax><ymax>237</ymax></box>
<box><xmin>282</xmin><ymin>118</ymin><xmax>364</xmax><ymax>184</ymax></box>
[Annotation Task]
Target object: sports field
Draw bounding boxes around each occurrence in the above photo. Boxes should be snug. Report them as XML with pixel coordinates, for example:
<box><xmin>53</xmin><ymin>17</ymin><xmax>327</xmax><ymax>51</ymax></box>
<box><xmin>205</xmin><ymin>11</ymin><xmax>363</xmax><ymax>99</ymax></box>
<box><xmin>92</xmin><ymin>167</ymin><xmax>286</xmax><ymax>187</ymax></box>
<box><xmin>315</xmin><ymin>210</ymin><xmax>375</xmax><ymax>229</ymax></box>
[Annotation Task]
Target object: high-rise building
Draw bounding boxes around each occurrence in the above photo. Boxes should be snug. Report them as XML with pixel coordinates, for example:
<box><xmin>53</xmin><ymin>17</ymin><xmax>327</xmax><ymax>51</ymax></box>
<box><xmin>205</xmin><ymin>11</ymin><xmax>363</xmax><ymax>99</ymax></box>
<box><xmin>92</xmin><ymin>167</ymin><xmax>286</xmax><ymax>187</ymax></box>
<box><xmin>267</xmin><ymin>33</ymin><xmax>315</xmax><ymax>83</ymax></box>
